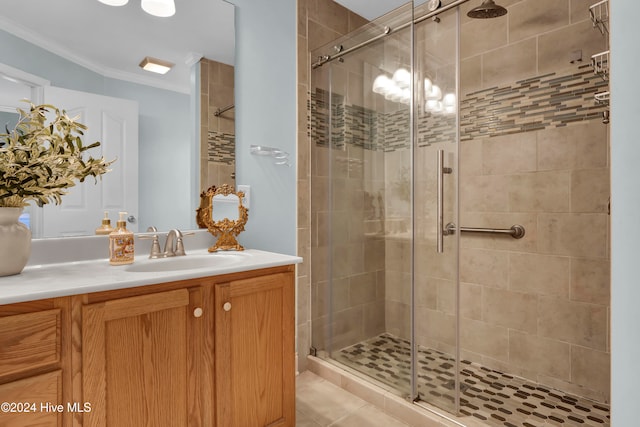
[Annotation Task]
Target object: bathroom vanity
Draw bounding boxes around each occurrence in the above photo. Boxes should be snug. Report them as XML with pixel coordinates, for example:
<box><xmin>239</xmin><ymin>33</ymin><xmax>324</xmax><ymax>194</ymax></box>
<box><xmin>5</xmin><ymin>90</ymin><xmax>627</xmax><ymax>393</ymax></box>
<box><xmin>0</xmin><ymin>249</ymin><xmax>301</xmax><ymax>427</ymax></box>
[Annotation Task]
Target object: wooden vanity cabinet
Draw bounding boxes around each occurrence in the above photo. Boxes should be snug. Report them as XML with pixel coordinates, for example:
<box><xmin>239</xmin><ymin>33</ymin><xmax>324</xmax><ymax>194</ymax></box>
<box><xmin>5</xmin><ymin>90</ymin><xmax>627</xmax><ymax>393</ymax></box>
<box><xmin>79</xmin><ymin>265</ymin><xmax>295</xmax><ymax>427</ymax></box>
<box><xmin>214</xmin><ymin>271</ymin><xmax>295</xmax><ymax>427</ymax></box>
<box><xmin>0</xmin><ymin>264</ymin><xmax>295</xmax><ymax>427</ymax></box>
<box><xmin>0</xmin><ymin>300</ymin><xmax>71</xmax><ymax>427</ymax></box>
<box><xmin>81</xmin><ymin>287</ymin><xmax>204</xmax><ymax>427</ymax></box>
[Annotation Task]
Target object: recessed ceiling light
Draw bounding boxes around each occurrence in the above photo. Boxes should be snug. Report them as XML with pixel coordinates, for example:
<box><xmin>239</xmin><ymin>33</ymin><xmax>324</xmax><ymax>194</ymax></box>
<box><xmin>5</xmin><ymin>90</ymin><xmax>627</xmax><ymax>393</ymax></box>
<box><xmin>139</xmin><ymin>57</ymin><xmax>174</xmax><ymax>74</ymax></box>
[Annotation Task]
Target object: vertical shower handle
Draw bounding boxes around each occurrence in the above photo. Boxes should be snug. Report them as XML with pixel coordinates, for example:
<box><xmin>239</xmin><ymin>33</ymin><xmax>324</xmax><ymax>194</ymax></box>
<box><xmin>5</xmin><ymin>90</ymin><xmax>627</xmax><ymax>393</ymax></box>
<box><xmin>437</xmin><ymin>149</ymin><xmax>452</xmax><ymax>253</ymax></box>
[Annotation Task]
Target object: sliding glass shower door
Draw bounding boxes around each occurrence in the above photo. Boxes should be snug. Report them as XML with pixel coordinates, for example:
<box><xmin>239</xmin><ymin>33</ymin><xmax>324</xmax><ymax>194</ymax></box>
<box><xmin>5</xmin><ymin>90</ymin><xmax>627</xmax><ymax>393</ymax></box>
<box><xmin>411</xmin><ymin>2</ymin><xmax>460</xmax><ymax>414</ymax></box>
<box><xmin>310</xmin><ymin>0</ymin><xmax>461</xmax><ymax>414</ymax></box>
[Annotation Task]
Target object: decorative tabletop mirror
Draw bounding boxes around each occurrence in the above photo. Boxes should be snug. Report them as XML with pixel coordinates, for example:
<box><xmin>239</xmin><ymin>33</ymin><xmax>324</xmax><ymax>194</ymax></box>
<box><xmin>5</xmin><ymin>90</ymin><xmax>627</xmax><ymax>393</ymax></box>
<box><xmin>196</xmin><ymin>184</ymin><xmax>248</xmax><ymax>252</ymax></box>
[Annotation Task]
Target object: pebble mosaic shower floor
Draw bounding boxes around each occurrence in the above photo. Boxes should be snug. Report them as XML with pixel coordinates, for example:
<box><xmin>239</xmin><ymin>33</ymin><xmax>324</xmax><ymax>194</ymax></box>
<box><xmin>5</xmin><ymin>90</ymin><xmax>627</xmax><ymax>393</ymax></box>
<box><xmin>335</xmin><ymin>333</ymin><xmax>610</xmax><ymax>427</ymax></box>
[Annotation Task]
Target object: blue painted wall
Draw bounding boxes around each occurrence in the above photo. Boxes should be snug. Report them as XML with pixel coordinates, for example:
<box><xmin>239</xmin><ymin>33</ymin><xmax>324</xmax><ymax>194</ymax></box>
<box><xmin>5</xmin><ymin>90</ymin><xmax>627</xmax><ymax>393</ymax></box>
<box><xmin>0</xmin><ymin>29</ymin><xmax>193</xmax><ymax>231</ymax></box>
<box><xmin>611</xmin><ymin>2</ymin><xmax>640</xmax><ymax>424</ymax></box>
<box><xmin>227</xmin><ymin>0</ymin><xmax>297</xmax><ymax>255</ymax></box>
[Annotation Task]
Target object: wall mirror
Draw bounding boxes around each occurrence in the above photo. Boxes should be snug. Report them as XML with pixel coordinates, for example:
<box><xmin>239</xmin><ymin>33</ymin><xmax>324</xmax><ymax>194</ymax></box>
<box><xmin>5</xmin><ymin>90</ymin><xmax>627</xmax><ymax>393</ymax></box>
<box><xmin>196</xmin><ymin>184</ymin><xmax>248</xmax><ymax>252</ymax></box>
<box><xmin>0</xmin><ymin>0</ymin><xmax>235</xmax><ymax>239</ymax></box>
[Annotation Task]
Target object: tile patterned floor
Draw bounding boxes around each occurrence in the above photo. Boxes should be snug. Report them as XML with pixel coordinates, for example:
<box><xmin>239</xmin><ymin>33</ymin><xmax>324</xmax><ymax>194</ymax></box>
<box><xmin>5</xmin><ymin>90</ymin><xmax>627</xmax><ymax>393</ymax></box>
<box><xmin>335</xmin><ymin>333</ymin><xmax>610</xmax><ymax>427</ymax></box>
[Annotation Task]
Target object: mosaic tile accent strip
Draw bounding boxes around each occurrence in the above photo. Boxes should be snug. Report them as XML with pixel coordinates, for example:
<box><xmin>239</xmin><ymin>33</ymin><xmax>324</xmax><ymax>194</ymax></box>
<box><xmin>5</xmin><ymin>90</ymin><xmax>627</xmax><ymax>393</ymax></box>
<box><xmin>336</xmin><ymin>333</ymin><xmax>610</xmax><ymax>427</ymax></box>
<box><xmin>311</xmin><ymin>65</ymin><xmax>607</xmax><ymax>152</ymax></box>
<box><xmin>208</xmin><ymin>131</ymin><xmax>235</xmax><ymax>164</ymax></box>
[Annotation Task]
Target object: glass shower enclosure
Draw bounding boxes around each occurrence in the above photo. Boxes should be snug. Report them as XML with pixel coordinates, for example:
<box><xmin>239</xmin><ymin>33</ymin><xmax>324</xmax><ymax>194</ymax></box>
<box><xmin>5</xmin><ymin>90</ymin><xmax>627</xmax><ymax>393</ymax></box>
<box><xmin>310</xmin><ymin>0</ymin><xmax>611</xmax><ymax>424</ymax></box>
<box><xmin>310</xmin><ymin>0</ymin><xmax>462</xmax><ymax>415</ymax></box>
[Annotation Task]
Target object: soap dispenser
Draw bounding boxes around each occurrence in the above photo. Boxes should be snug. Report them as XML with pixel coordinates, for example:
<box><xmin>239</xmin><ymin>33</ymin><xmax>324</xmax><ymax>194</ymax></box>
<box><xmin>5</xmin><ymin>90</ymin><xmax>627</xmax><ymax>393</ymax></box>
<box><xmin>95</xmin><ymin>211</ymin><xmax>114</xmax><ymax>235</ymax></box>
<box><xmin>109</xmin><ymin>212</ymin><xmax>134</xmax><ymax>265</ymax></box>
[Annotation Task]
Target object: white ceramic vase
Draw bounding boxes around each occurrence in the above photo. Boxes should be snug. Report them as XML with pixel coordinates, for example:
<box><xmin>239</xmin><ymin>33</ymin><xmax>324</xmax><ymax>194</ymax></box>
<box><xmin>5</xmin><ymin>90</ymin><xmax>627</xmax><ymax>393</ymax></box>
<box><xmin>0</xmin><ymin>207</ymin><xmax>31</xmax><ymax>276</ymax></box>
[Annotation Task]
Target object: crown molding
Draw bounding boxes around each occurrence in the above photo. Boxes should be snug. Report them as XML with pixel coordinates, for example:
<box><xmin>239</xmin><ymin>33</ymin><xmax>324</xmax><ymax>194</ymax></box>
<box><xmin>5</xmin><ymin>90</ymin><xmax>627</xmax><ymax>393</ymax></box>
<box><xmin>0</xmin><ymin>16</ymin><xmax>189</xmax><ymax>94</ymax></box>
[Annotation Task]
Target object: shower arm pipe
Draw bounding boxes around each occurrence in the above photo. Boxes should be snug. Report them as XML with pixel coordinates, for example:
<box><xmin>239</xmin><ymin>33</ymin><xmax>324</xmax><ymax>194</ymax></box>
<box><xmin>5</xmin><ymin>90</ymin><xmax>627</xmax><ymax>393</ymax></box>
<box><xmin>213</xmin><ymin>104</ymin><xmax>235</xmax><ymax>117</ymax></box>
<box><xmin>444</xmin><ymin>222</ymin><xmax>526</xmax><ymax>239</ymax></box>
<box><xmin>311</xmin><ymin>0</ymin><xmax>472</xmax><ymax>69</ymax></box>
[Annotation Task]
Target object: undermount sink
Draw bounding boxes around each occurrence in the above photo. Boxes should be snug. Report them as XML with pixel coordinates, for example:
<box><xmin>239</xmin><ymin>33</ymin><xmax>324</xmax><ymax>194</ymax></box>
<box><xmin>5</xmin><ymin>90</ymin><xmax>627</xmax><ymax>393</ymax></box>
<box><xmin>125</xmin><ymin>252</ymin><xmax>245</xmax><ymax>273</ymax></box>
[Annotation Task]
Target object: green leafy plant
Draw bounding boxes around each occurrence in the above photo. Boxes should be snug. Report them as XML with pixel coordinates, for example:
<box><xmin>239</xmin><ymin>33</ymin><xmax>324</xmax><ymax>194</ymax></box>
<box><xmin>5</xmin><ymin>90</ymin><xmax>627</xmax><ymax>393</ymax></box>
<box><xmin>0</xmin><ymin>102</ymin><xmax>115</xmax><ymax>208</ymax></box>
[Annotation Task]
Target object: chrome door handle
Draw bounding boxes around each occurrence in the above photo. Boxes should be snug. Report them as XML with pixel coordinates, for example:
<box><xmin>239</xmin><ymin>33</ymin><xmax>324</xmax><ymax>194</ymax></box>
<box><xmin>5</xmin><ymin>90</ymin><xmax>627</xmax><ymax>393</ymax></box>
<box><xmin>437</xmin><ymin>149</ymin><xmax>452</xmax><ymax>253</ymax></box>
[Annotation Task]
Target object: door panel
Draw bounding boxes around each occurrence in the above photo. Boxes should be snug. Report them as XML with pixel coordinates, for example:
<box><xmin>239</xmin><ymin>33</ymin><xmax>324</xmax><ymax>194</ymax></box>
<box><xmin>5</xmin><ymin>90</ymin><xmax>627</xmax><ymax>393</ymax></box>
<box><xmin>32</xmin><ymin>86</ymin><xmax>139</xmax><ymax>237</ymax></box>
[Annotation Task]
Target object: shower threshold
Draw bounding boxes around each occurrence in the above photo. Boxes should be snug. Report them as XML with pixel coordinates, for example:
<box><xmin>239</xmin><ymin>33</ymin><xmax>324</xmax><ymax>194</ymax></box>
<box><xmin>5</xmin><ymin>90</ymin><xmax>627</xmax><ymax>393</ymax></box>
<box><xmin>334</xmin><ymin>333</ymin><xmax>610</xmax><ymax>427</ymax></box>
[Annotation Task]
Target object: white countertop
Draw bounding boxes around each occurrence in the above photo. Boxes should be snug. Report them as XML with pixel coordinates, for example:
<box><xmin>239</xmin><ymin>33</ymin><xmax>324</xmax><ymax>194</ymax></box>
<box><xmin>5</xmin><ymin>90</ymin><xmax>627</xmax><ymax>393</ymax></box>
<box><xmin>0</xmin><ymin>249</ymin><xmax>302</xmax><ymax>305</ymax></box>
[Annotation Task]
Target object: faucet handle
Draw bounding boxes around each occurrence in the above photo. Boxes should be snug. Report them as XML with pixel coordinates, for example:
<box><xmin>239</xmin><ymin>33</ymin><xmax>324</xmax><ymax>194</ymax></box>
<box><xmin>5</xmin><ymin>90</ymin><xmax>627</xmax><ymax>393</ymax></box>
<box><xmin>175</xmin><ymin>237</ymin><xmax>186</xmax><ymax>256</ymax></box>
<box><xmin>150</xmin><ymin>235</ymin><xmax>162</xmax><ymax>258</ymax></box>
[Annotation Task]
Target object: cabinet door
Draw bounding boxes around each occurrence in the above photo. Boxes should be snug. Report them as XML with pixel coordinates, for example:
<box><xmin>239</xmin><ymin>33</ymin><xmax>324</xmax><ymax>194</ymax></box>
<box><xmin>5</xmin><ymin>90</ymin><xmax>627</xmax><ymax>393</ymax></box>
<box><xmin>0</xmin><ymin>371</ymin><xmax>63</xmax><ymax>427</ymax></box>
<box><xmin>82</xmin><ymin>288</ymin><xmax>203</xmax><ymax>427</ymax></box>
<box><xmin>215</xmin><ymin>272</ymin><xmax>295</xmax><ymax>427</ymax></box>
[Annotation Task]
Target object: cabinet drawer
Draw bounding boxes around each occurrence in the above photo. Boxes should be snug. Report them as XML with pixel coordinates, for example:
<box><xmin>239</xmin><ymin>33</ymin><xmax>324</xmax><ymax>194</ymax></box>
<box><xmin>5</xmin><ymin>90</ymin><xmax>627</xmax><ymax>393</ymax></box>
<box><xmin>0</xmin><ymin>370</ymin><xmax>62</xmax><ymax>427</ymax></box>
<box><xmin>0</xmin><ymin>309</ymin><xmax>61</xmax><ymax>377</ymax></box>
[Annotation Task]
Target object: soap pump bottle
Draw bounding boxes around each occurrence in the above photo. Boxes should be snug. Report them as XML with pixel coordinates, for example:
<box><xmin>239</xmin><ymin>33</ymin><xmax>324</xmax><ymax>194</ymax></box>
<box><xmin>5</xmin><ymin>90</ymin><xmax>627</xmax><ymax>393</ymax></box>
<box><xmin>95</xmin><ymin>211</ymin><xmax>114</xmax><ymax>235</ymax></box>
<box><xmin>109</xmin><ymin>212</ymin><xmax>134</xmax><ymax>265</ymax></box>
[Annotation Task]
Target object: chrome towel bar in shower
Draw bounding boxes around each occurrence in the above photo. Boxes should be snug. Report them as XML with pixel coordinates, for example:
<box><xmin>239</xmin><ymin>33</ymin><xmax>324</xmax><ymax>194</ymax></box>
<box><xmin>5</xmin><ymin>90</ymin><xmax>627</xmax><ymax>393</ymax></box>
<box><xmin>444</xmin><ymin>222</ymin><xmax>526</xmax><ymax>239</ymax></box>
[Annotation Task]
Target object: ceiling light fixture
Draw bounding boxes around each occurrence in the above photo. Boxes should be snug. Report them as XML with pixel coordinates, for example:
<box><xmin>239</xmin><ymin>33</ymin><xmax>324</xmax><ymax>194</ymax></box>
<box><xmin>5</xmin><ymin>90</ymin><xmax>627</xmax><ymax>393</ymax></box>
<box><xmin>141</xmin><ymin>0</ymin><xmax>176</xmax><ymax>17</ymax></box>
<box><xmin>98</xmin><ymin>0</ymin><xmax>175</xmax><ymax>17</ymax></box>
<box><xmin>139</xmin><ymin>56</ymin><xmax>175</xmax><ymax>74</ymax></box>
<box><xmin>98</xmin><ymin>0</ymin><xmax>129</xmax><ymax>5</ymax></box>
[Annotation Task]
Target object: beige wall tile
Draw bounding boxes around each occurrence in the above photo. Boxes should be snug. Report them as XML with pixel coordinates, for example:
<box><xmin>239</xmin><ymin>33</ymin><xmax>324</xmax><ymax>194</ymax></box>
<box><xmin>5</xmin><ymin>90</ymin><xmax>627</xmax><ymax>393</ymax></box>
<box><xmin>414</xmin><ymin>274</ymin><xmax>439</xmax><ymax>310</ymax></box>
<box><xmin>386</xmin><ymin>239</ymin><xmax>412</xmax><ymax>273</ymax></box>
<box><xmin>571</xmin><ymin>345</ymin><xmax>610</xmax><ymax>396</ymax></box>
<box><xmin>538</xmin><ymin>296</ymin><xmax>608</xmax><ymax>350</ymax></box>
<box><xmin>461</xmin><ymin>174</ymin><xmax>510</xmax><ymax>212</ymax></box>
<box><xmin>308</xmin><ymin>19</ymin><xmax>342</xmax><ymax>52</ymax></box>
<box><xmin>385</xmin><ymin>270</ymin><xmax>411</xmax><ymax>305</ymax></box>
<box><xmin>510</xmin><ymin>253</ymin><xmax>570</xmax><ymax>297</ymax></box>
<box><xmin>415</xmin><ymin>241</ymin><xmax>457</xmax><ymax>281</ymax></box>
<box><xmin>508</xmin><ymin>171</ymin><xmax>571</xmax><ymax>213</ymax></box>
<box><xmin>298</xmin><ymin>0</ymin><xmax>308</xmax><ymax>36</ymax></box>
<box><xmin>460</xmin><ymin>247</ymin><xmax>509</xmax><ymax>288</ymax></box>
<box><xmin>332</xmin><ymin>305</ymin><xmax>365</xmax><ymax>349</ymax></box>
<box><xmin>386</xmin><ymin>300</ymin><xmax>411</xmax><ymax>339</ymax></box>
<box><xmin>538</xmin><ymin>213</ymin><xmax>608</xmax><ymax>258</ymax></box>
<box><xmin>460</xmin><ymin>318</ymin><xmax>509</xmax><ymax>362</ymax></box>
<box><xmin>298</xmin><ymin>275</ymin><xmax>311</xmax><ymax>325</ymax></box>
<box><xmin>348</xmin><ymin>11</ymin><xmax>368</xmax><ymax>33</ymax></box>
<box><xmin>460</xmin><ymin>139</ymin><xmax>482</xmax><ymax>176</ymax></box>
<box><xmin>483</xmin><ymin>287</ymin><xmax>538</xmax><ymax>333</ymax></box>
<box><xmin>570</xmin><ymin>0</ymin><xmax>596</xmax><ymax>24</ymax></box>
<box><xmin>364</xmin><ymin>237</ymin><xmax>385</xmax><ymax>272</ymax></box>
<box><xmin>311</xmin><ymin>245</ymin><xmax>329</xmax><ymax>283</ymax></box>
<box><xmin>571</xmin><ymin>257</ymin><xmax>610</xmax><ymax>305</ymax></box>
<box><xmin>509</xmin><ymin>0</ymin><xmax>570</xmax><ymax>42</ymax></box>
<box><xmin>307</xmin><ymin>0</ymin><xmax>349</xmax><ymax>36</ymax></box>
<box><xmin>571</xmin><ymin>168</ymin><xmax>610</xmax><ymax>213</ymax></box>
<box><xmin>461</xmin><ymin>55</ymin><xmax>482</xmax><ymax>96</ymax></box>
<box><xmin>482</xmin><ymin>132</ymin><xmax>537</xmax><ymax>175</ymax></box>
<box><xmin>460</xmin><ymin>282</ymin><xmax>483</xmax><ymax>320</ymax></box>
<box><xmin>417</xmin><ymin>308</ymin><xmax>457</xmax><ymax>348</ymax></box>
<box><xmin>537</xmin><ymin>121</ymin><xmax>608</xmax><ymax>171</ymax></box>
<box><xmin>482</xmin><ymin>38</ymin><xmax>537</xmax><ymax>88</ymax></box>
<box><xmin>538</xmin><ymin>19</ymin><xmax>608</xmax><ymax>75</ymax></box>
<box><xmin>349</xmin><ymin>271</ymin><xmax>378</xmax><ymax>306</ymax></box>
<box><xmin>363</xmin><ymin>301</ymin><xmax>386</xmax><ymax>338</ymax></box>
<box><xmin>509</xmin><ymin>330</ymin><xmax>571</xmax><ymax>380</ymax></box>
<box><xmin>461</xmin><ymin>14</ymin><xmax>508</xmax><ymax>59</ymax></box>
<box><xmin>436</xmin><ymin>278</ymin><xmax>456</xmax><ymax>315</ymax></box>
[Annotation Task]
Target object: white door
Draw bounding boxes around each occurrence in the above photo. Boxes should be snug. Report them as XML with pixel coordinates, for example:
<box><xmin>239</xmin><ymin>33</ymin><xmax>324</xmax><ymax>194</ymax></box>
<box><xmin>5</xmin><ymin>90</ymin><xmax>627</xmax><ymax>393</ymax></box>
<box><xmin>32</xmin><ymin>86</ymin><xmax>139</xmax><ymax>237</ymax></box>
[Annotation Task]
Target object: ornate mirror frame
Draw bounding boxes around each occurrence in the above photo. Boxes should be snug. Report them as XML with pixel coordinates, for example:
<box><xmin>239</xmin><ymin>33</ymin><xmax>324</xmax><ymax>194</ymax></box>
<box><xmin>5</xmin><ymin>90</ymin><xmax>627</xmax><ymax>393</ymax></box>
<box><xmin>196</xmin><ymin>184</ymin><xmax>248</xmax><ymax>252</ymax></box>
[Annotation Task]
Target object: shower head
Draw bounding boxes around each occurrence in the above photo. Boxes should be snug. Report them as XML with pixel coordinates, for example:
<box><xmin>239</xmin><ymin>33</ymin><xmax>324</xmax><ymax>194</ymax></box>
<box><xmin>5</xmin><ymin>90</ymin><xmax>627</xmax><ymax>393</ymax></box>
<box><xmin>467</xmin><ymin>0</ymin><xmax>507</xmax><ymax>19</ymax></box>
